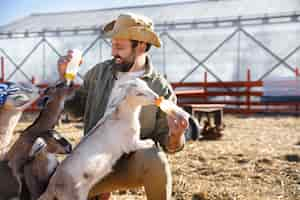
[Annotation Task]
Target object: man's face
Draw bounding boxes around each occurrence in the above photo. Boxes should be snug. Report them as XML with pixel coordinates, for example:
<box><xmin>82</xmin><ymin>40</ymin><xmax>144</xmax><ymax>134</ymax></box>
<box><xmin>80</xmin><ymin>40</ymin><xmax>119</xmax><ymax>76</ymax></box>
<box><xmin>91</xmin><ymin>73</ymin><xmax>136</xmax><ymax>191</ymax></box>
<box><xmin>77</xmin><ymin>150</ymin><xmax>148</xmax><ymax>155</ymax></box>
<box><xmin>111</xmin><ymin>39</ymin><xmax>136</xmax><ymax>72</ymax></box>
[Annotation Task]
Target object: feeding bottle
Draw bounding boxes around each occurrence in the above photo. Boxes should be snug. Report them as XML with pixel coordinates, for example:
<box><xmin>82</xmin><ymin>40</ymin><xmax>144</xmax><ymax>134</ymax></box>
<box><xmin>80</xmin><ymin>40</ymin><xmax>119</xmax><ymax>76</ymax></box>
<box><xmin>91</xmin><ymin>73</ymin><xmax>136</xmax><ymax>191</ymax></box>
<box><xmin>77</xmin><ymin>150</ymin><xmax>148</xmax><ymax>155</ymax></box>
<box><xmin>155</xmin><ymin>96</ymin><xmax>190</xmax><ymax>125</ymax></box>
<box><xmin>64</xmin><ymin>49</ymin><xmax>83</xmax><ymax>85</ymax></box>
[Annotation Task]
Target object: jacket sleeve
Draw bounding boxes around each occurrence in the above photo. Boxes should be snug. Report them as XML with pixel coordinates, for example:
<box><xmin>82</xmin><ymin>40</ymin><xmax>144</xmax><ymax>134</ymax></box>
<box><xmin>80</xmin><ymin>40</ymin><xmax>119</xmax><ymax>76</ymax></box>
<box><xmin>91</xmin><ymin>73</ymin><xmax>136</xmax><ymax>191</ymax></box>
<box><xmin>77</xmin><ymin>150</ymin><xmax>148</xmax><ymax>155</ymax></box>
<box><xmin>64</xmin><ymin>68</ymin><xmax>94</xmax><ymax>118</ymax></box>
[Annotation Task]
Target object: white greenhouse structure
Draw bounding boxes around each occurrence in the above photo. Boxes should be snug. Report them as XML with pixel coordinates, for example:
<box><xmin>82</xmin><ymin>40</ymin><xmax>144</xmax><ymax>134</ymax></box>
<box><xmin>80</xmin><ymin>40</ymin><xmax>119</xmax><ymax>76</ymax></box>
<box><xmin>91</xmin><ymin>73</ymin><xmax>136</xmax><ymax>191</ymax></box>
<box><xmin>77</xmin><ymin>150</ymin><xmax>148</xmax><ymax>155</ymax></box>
<box><xmin>0</xmin><ymin>0</ymin><xmax>299</xmax><ymax>86</ymax></box>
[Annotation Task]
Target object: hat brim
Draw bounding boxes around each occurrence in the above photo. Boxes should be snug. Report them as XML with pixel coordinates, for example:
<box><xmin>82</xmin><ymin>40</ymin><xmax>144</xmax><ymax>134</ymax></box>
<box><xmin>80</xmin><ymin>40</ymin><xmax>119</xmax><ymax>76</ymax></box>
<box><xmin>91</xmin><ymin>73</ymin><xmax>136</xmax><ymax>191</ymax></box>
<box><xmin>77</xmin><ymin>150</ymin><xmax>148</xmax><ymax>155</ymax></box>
<box><xmin>103</xmin><ymin>21</ymin><xmax>161</xmax><ymax>48</ymax></box>
<box><xmin>103</xmin><ymin>20</ymin><xmax>116</xmax><ymax>33</ymax></box>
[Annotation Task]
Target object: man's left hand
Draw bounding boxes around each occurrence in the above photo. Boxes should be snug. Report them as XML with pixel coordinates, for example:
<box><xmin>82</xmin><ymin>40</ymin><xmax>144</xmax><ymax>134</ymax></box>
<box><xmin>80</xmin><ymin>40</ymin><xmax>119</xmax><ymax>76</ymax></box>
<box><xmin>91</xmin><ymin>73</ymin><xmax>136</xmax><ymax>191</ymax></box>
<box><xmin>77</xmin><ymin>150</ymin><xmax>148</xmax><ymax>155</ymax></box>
<box><xmin>167</xmin><ymin>115</ymin><xmax>188</xmax><ymax>137</ymax></box>
<box><xmin>166</xmin><ymin>115</ymin><xmax>188</xmax><ymax>153</ymax></box>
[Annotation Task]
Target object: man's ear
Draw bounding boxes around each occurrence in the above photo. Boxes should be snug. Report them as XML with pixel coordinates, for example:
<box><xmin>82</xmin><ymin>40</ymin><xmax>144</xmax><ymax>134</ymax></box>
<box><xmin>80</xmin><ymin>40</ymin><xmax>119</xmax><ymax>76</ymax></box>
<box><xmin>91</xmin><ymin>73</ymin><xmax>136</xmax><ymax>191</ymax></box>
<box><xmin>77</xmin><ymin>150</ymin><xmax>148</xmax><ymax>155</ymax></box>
<box><xmin>136</xmin><ymin>42</ymin><xmax>147</xmax><ymax>54</ymax></box>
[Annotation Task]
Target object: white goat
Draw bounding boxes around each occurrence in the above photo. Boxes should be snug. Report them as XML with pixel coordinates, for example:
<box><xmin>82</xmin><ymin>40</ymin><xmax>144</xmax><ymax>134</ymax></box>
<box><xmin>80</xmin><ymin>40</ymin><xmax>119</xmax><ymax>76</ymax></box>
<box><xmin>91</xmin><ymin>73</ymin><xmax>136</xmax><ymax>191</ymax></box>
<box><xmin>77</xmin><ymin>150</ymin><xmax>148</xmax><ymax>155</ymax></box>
<box><xmin>38</xmin><ymin>78</ymin><xmax>160</xmax><ymax>200</ymax></box>
<box><xmin>0</xmin><ymin>82</ymin><xmax>40</xmax><ymax>159</ymax></box>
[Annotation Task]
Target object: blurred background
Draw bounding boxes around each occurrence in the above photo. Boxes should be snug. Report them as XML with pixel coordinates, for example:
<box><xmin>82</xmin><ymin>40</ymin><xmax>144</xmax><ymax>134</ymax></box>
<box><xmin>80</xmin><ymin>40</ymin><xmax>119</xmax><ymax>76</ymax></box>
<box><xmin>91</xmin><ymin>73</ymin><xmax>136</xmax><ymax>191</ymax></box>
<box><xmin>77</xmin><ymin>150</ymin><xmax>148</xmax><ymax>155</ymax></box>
<box><xmin>0</xmin><ymin>0</ymin><xmax>300</xmax><ymax>113</ymax></box>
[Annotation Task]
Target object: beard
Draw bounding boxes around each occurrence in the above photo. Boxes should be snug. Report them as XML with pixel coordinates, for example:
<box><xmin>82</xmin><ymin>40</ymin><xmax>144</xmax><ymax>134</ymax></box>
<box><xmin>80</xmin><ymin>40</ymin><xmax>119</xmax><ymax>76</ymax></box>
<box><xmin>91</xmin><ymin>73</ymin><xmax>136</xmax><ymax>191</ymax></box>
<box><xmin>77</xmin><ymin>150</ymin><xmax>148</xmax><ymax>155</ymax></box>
<box><xmin>112</xmin><ymin>55</ymin><xmax>135</xmax><ymax>72</ymax></box>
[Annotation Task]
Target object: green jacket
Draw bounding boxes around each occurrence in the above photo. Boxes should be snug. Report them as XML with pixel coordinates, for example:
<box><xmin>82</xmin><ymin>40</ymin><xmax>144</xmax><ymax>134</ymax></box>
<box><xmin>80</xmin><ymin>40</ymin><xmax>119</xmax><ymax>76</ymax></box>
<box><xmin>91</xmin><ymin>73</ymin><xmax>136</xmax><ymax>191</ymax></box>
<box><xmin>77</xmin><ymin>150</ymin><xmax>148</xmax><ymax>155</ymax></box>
<box><xmin>65</xmin><ymin>57</ymin><xmax>177</xmax><ymax>151</ymax></box>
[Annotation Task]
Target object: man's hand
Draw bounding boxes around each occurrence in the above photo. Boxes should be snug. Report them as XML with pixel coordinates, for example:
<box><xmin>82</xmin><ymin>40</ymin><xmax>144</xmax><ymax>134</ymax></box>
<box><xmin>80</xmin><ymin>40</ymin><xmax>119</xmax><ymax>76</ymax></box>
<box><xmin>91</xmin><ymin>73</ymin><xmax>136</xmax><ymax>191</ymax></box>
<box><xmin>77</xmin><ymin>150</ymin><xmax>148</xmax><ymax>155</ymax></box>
<box><xmin>166</xmin><ymin>115</ymin><xmax>188</xmax><ymax>153</ymax></box>
<box><xmin>57</xmin><ymin>50</ymin><xmax>73</xmax><ymax>80</ymax></box>
<box><xmin>57</xmin><ymin>50</ymin><xmax>83</xmax><ymax>80</ymax></box>
<box><xmin>167</xmin><ymin>115</ymin><xmax>188</xmax><ymax>135</ymax></box>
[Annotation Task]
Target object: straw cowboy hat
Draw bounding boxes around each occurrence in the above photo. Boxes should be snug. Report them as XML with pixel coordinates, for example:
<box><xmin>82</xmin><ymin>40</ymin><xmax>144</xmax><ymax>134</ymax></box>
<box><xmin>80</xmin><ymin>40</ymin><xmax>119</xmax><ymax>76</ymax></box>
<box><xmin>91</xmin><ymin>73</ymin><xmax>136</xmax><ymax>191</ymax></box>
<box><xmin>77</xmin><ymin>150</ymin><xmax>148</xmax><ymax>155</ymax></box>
<box><xmin>103</xmin><ymin>13</ymin><xmax>161</xmax><ymax>48</ymax></box>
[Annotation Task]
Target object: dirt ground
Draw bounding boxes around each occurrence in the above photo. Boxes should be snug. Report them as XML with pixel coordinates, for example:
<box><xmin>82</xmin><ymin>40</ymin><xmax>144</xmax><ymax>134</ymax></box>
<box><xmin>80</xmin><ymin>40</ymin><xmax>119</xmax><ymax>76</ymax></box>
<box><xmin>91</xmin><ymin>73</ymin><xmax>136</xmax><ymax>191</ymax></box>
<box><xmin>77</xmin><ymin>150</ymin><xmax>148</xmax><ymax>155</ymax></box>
<box><xmin>14</xmin><ymin>114</ymin><xmax>300</xmax><ymax>200</ymax></box>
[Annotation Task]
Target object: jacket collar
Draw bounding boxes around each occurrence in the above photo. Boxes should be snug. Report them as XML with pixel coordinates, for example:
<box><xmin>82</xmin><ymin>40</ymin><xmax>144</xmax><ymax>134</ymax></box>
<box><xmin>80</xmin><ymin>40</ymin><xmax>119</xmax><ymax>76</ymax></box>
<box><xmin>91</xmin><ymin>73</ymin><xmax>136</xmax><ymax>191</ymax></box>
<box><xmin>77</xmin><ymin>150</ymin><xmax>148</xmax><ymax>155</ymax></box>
<box><xmin>141</xmin><ymin>56</ymin><xmax>153</xmax><ymax>78</ymax></box>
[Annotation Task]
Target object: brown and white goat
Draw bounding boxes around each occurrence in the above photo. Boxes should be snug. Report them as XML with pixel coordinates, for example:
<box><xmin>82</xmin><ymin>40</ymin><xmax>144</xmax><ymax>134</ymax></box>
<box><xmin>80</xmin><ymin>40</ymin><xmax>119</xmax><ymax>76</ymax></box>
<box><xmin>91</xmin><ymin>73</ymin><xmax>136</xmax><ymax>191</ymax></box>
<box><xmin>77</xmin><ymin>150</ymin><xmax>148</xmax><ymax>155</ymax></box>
<box><xmin>0</xmin><ymin>83</ymin><xmax>40</xmax><ymax>159</ymax></box>
<box><xmin>23</xmin><ymin>131</ymin><xmax>72</xmax><ymax>200</ymax></box>
<box><xmin>4</xmin><ymin>82</ymin><xmax>74</xmax><ymax>196</ymax></box>
<box><xmin>0</xmin><ymin>130</ymin><xmax>72</xmax><ymax>200</ymax></box>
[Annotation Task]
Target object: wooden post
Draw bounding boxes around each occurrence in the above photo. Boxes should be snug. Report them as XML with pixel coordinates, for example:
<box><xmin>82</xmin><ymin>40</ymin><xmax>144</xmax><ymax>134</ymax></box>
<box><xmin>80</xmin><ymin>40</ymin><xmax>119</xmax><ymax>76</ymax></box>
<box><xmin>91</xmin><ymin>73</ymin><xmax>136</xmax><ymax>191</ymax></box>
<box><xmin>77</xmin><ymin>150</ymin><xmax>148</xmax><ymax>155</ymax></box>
<box><xmin>204</xmin><ymin>71</ymin><xmax>208</xmax><ymax>102</ymax></box>
<box><xmin>30</xmin><ymin>76</ymin><xmax>36</xmax><ymax>112</ymax></box>
<box><xmin>246</xmin><ymin>69</ymin><xmax>251</xmax><ymax>114</ymax></box>
<box><xmin>296</xmin><ymin>67</ymin><xmax>299</xmax><ymax>114</ymax></box>
<box><xmin>0</xmin><ymin>57</ymin><xmax>4</xmax><ymax>82</ymax></box>
<box><xmin>31</xmin><ymin>76</ymin><xmax>36</xmax><ymax>84</ymax></box>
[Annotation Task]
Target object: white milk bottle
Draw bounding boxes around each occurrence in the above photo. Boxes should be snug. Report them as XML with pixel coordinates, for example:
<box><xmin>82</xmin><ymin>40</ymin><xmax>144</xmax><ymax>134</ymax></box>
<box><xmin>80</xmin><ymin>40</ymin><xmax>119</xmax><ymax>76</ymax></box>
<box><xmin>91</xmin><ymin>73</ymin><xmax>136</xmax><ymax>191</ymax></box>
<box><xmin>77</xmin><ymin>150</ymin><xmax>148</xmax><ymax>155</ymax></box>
<box><xmin>155</xmin><ymin>97</ymin><xmax>190</xmax><ymax>126</ymax></box>
<box><xmin>64</xmin><ymin>49</ymin><xmax>82</xmax><ymax>85</ymax></box>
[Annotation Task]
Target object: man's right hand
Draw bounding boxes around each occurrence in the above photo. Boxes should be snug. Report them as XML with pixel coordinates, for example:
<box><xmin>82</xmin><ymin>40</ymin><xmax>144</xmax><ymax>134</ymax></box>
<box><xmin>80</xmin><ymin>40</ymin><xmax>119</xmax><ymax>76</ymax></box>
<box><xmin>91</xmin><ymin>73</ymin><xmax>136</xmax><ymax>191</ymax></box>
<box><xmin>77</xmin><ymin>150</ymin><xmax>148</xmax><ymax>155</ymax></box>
<box><xmin>57</xmin><ymin>50</ymin><xmax>73</xmax><ymax>80</ymax></box>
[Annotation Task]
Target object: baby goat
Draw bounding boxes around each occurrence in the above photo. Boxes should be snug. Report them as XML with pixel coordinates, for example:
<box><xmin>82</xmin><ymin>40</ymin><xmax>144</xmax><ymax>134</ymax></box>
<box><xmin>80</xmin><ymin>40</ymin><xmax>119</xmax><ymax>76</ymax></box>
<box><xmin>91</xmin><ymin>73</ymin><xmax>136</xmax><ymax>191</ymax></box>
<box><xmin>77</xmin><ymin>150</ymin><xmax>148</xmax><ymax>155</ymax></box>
<box><xmin>23</xmin><ymin>131</ymin><xmax>72</xmax><ymax>200</ymax></box>
<box><xmin>38</xmin><ymin>78</ymin><xmax>162</xmax><ymax>200</ymax></box>
<box><xmin>0</xmin><ymin>130</ymin><xmax>72</xmax><ymax>200</ymax></box>
<box><xmin>0</xmin><ymin>82</ymin><xmax>40</xmax><ymax>159</ymax></box>
<box><xmin>5</xmin><ymin>82</ymin><xmax>74</xmax><ymax>196</ymax></box>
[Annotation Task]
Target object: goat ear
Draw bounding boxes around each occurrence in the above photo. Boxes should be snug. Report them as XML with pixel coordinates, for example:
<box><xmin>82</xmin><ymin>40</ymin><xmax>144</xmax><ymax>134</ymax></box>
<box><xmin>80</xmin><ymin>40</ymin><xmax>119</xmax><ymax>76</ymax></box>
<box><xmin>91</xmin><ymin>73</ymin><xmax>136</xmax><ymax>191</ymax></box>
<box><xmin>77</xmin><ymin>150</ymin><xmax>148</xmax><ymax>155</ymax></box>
<box><xmin>29</xmin><ymin>137</ymin><xmax>47</xmax><ymax>157</ymax></box>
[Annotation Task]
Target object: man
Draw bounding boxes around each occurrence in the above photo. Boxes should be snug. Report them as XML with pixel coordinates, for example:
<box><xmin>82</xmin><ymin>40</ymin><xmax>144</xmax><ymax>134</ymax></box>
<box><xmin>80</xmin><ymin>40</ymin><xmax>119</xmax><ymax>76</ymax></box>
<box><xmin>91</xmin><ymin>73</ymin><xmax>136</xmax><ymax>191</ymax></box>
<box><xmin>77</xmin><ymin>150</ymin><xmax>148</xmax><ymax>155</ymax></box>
<box><xmin>58</xmin><ymin>13</ymin><xmax>188</xmax><ymax>200</ymax></box>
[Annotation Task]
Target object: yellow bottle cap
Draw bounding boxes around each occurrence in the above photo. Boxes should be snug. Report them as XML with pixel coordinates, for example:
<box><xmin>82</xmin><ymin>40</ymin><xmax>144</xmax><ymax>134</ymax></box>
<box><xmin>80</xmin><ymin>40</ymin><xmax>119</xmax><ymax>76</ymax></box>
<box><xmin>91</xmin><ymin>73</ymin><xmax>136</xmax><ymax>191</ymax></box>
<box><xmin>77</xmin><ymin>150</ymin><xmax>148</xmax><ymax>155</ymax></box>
<box><xmin>155</xmin><ymin>96</ymin><xmax>164</xmax><ymax>107</ymax></box>
<box><xmin>64</xmin><ymin>73</ymin><xmax>76</xmax><ymax>80</ymax></box>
